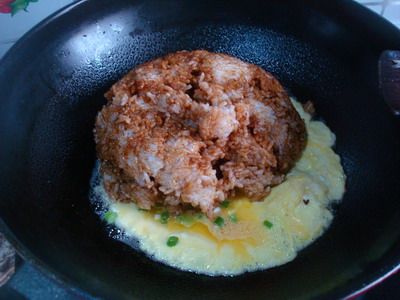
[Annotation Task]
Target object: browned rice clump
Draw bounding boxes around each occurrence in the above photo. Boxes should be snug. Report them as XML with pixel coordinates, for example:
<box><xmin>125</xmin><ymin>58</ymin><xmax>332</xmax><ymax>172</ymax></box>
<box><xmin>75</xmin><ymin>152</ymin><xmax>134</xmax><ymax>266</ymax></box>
<box><xmin>95</xmin><ymin>50</ymin><xmax>306</xmax><ymax>217</ymax></box>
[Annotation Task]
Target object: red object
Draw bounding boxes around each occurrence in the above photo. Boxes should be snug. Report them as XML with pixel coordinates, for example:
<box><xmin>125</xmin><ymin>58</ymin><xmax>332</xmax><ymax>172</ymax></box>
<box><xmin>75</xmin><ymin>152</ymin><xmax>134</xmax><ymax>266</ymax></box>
<box><xmin>0</xmin><ymin>0</ymin><xmax>14</xmax><ymax>14</ymax></box>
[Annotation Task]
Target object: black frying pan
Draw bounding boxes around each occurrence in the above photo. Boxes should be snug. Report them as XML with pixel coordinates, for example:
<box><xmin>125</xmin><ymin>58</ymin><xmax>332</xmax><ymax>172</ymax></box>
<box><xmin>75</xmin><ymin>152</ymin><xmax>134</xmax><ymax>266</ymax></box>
<box><xmin>0</xmin><ymin>0</ymin><xmax>399</xmax><ymax>299</ymax></box>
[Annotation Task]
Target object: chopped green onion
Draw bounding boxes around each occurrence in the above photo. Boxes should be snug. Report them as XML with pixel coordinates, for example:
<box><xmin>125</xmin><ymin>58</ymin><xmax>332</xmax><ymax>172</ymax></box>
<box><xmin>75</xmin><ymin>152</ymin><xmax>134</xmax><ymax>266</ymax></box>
<box><xmin>160</xmin><ymin>211</ymin><xmax>169</xmax><ymax>224</ymax></box>
<box><xmin>220</xmin><ymin>200</ymin><xmax>230</xmax><ymax>208</ymax></box>
<box><xmin>229</xmin><ymin>213</ymin><xmax>238</xmax><ymax>223</ymax></box>
<box><xmin>166</xmin><ymin>236</ymin><xmax>179</xmax><ymax>247</ymax></box>
<box><xmin>263</xmin><ymin>219</ymin><xmax>273</xmax><ymax>229</ymax></box>
<box><xmin>104</xmin><ymin>211</ymin><xmax>117</xmax><ymax>224</ymax></box>
<box><xmin>214</xmin><ymin>216</ymin><xmax>225</xmax><ymax>228</ymax></box>
<box><xmin>195</xmin><ymin>212</ymin><xmax>204</xmax><ymax>219</ymax></box>
<box><xmin>177</xmin><ymin>214</ymin><xmax>194</xmax><ymax>226</ymax></box>
<box><xmin>138</xmin><ymin>208</ymin><xmax>149</xmax><ymax>212</ymax></box>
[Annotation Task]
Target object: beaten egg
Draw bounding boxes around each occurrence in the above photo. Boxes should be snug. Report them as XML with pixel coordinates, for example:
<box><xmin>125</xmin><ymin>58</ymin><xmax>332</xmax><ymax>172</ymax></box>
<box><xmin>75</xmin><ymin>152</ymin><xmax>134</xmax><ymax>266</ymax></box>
<box><xmin>91</xmin><ymin>99</ymin><xmax>345</xmax><ymax>276</ymax></box>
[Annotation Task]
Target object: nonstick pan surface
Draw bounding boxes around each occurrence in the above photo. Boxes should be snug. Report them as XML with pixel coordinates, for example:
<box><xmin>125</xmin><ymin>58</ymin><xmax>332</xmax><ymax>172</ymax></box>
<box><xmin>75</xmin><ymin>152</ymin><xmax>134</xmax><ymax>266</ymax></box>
<box><xmin>0</xmin><ymin>0</ymin><xmax>400</xmax><ymax>299</ymax></box>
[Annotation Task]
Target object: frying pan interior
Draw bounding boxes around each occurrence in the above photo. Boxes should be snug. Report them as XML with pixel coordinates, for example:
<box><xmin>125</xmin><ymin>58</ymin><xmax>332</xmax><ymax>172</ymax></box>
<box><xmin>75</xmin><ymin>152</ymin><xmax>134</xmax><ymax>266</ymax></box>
<box><xmin>0</xmin><ymin>0</ymin><xmax>399</xmax><ymax>299</ymax></box>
